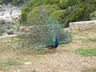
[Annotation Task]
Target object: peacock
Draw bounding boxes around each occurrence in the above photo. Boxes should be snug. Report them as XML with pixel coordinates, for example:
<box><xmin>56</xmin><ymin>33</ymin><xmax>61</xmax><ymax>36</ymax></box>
<box><xmin>19</xmin><ymin>13</ymin><xmax>72</xmax><ymax>50</ymax></box>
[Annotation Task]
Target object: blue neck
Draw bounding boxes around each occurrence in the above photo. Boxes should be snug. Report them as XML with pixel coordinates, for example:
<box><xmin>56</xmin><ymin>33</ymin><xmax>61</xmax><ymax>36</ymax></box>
<box><xmin>55</xmin><ymin>36</ymin><xmax>58</xmax><ymax>46</ymax></box>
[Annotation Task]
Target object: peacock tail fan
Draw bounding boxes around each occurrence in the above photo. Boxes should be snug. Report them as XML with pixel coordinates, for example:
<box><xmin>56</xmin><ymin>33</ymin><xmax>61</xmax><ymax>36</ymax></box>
<box><xmin>18</xmin><ymin>13</ymin><xmax>72</xmax><ymax>50</ymax></box>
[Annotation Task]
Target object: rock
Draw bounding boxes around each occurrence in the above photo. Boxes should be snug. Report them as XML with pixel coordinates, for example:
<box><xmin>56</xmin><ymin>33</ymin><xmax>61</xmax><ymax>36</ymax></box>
<box><xmin>0</xmin><ymin>3</ymin><xmax>21</xmax><ymax>23</ymax></box>
<box><xmin>13</xmin><ymin>70</ymin><xmax>21</xmax><ymax>72</ymax></box>
<box><xmin>17</xmin><ymin>70</ymin><xmax>20</xmax><ymax>72</ymax></box>
<box><xmin>1</xmin><ymin>32</ymin><xmax>8</xmax><ymax>36</ymax></box>
<box><xmin>27</xmin><ymin>68</ymin><xmax>30</xmax><ymax>71</ymax></box>
<box><xmin>24</xmin><ymin>62</ymin><xmax>32</xmax><ymax>65</ymax></box>
<box><xmin>24</xmin><ymin>58</ymin><xmax>27</xmax><ymax>60</ymax></box>
<box><xmin>82</xmin><ymin>62</ymin><xmax>91</xmax><ymax>67</ymax></box>
<box><xmin>64</xmin><ymin>28</ymin><xmax>69</xmax><ymax>31</ymax></box>
<box><xmin>7</xmin><ymin>29</ymin><xmax>14</xmax><ymax>35</ymax></box>
<box><xmin>14</xmin><ymin>30</ymin><xmax>18</xmax><ymax>34</ymax></box>
<box><xmin>0</xmin><ymin>17</ymin><xmax>17</xmax><ymax>37</ymax></box>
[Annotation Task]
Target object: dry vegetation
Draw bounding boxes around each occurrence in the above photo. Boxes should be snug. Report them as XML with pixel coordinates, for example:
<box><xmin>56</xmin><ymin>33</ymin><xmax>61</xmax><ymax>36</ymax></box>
<box><xmin>0</xmin><ymin>29</ymin><xmax>96</xmax><ymax>72</ymax></box>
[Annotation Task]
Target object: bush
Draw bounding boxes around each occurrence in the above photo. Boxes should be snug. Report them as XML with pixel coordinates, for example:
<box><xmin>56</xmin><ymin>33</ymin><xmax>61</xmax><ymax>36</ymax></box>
<box><xmin>50</xmin><ymin>0</ymin><xmax>60</xmax><ymax>4</ymax></box>
<box><xmin>69</xmin><ymin>7</ymin><xmax>84</xmax><ymax>21</ymax></box>
<box><xmin>59</xmin><ymin>0</ymin><xmax>69</xmax><ymax>9</ymax></box>
<box><xmin>68</xmin><ymin>0</ymin><xmax>80</xmax><ymax>6</ymax></box>
<box><xmin>20</xmin><ymin>4</ymin><xmax>60</xmax><ymax>24</ymax></box>
<box><xmin>45</xmin><ymin>4</ymin><xmax>60</xmax><ymax>15</ymax></box>
<box><xmin>80</xmin><ymin>0</ymin><xmax>96</xmax><ymax>21</ymax></box>
<box><xmin>90</xmin><ymin>11</ymin><xmax>96</xmax><ymax>20</ymax></box>
<box><xmin>51</xmin><ymin>6</ymin><xmax>77</xmax><ymax>27</ymax></box>
<box><xmin>20</xmin><ymin>0</ymin><xmax>96</xmax><ymax>27</ymax></box>
<box><xmin>31</xmin><ymin>4</ymin><xmax>60</xmax><ymax>15</ymax></box>
<box><xmin>20</xmin><ymin>7</ymin><xmax>30</xmax><ymax>24</ymax></box>
<box><xmin>12</xmin><ymin>0</ymin><xmax>22</xmax><ymax>5</ymax></box>
<box><xmin>51</xmin><ymin>9</ymin><xmax>66</xmax><ymax>21</ymax></box>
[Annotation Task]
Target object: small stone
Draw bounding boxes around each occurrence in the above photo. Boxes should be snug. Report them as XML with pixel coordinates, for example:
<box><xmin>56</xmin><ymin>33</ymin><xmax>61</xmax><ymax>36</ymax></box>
<box><xmin>24</xmin><ymin>62</ymin><xmax>32</xmax><ymax>65</ymax></box>
<box><xmin>27</xmin><ymin>68</ymin><xmax>30</xmax><ymax>71</ymax></box>
<box><xmin>7</xmin><ymin>29</ymin><xmax>14</xmax><ymax>35</ymax></box>
<box><xmin>82</xmin><ymin>62</ymin><xmax>91</xmax><ymax>67</ymax></box>
<box><xmin>63</xmin><ymin>71</ymin><xmax>68</xmax><ymax>72</ymax></box>
<box><xmin>17</xmin><ymin>70</ymin><xmax>20</xmax><ymax>72</ymax></box>
<box><xmin>24</xmin><ymin>58</ymin><xmax>27</xmax><ymax>60</ymax></box>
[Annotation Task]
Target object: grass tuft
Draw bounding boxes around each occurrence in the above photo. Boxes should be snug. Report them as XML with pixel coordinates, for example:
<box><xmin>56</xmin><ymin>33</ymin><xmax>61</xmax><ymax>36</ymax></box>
<box><xmin>75</xmin><ymin>48</ymin><xmax>96</xmax><ymax>56</ymax></box>
<box><xmin>6</xmin><ymin>59</ymin><xmax>20</xmax><ymax>66</ymax></box>
<box><xmin>86</xmin><ymin>38</ymin><xmax>96</xmax><ymax>42</ymax></box>
<box><xmin>82</xmin><ymin>68</ymin><xmax>96</xmax><ymax>72</ymax></box>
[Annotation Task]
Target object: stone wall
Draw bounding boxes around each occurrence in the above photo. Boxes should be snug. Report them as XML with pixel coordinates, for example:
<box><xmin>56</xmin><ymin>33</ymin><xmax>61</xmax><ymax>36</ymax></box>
<box><xmin>69</xmin><ymin>20</ymin><xmax>96</xmax><ymax>30</ymax></box>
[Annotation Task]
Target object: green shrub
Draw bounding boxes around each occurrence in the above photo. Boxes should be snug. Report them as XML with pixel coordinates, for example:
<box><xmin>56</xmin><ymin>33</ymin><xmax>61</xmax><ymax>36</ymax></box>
<box><xmin>90</xmin><ymin>11</ymin><xmax>96</xmax><ymax>20</ymax></box>
<box><xmin>51</xmin><ymin>9</ymin><xmax>66</xmax><ymax>20</ymax></box>
<box><xmin>45</xmin><ymin>4</ymin><xmax>60</xmax><ymax>15</ymax></box>
<box><xmin>20</xmin><ymin>0</ymin><xmax>96</xmax><ymax>27</ymax></box>
<box><xmin>51</xmin><ymin>6</ymin><xmax>76</xmax><ymax>27</ymax></box>
<box><xmin>52</xmin><ymin>5</ymin><xmax>84</xmax><ymax>27</ymax></box>
<box><xmin>69</xmin><ymin>7</ymin><xmax>84</xmax><ymax>21</ymax></box>
<box><xmin>12</xmin><ymin>0</ymin><xmax>19</xmax><ymax>5</ymax></box>
<box><xmin>50</xmin><ymin>0</ymin><xmax>60</xmax><ymax>4</ymax></box>
<box><xmin>20</xmin><ymin>7</ymin><xmax>30</xmax><ymax>24</ymax></box>
<box><xmin>32</xmin><ymin>4</ymin><xmax>60</xmax><ymax>15</ymax></box>
<box><xmin>20</xmin><ymin>4</ymin><xmax>60</xmax><ymax>24</ymax></box>
<box><xmin>68</xmin><ymin>0</ymin><xmax>80</xmax><ymax>6</ymax></box>
<box><xmin>59</xmin><ymin>0</ymin><xmax>69</xmax><ymax>9</ymax></box>
<box><xmin>80</xmin><ymin>0</ymin><xmax>96</xmax><ymax>21</ymax></box>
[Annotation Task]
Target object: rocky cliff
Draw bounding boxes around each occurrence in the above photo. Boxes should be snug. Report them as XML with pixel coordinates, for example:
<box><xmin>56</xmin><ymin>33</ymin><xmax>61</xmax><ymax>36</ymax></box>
<box><xmin>0</xmin><ymin>3</ymin><xmax>21</xmax><ymax>23</ymax></box>
<box><xmin>0</xmin><ymin>3</ymin><xmax>21</xmax><ymax>36</ymax></box>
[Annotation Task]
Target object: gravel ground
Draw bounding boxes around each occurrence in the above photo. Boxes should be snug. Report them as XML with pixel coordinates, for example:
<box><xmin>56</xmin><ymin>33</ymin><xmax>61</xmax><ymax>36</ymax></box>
<box><xmin>1</xmin><ymin>30</ymin><xmax>96</xmax><ymax>72</ymax></box>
